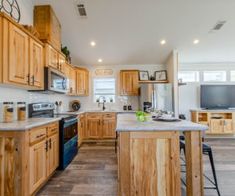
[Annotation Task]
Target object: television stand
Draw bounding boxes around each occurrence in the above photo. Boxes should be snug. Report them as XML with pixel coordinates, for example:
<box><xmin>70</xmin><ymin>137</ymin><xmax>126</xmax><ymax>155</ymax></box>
<box><xmin>191</xmin><ymin>109</ymin><xmax>235</xmax><ymax>135</ymax></box>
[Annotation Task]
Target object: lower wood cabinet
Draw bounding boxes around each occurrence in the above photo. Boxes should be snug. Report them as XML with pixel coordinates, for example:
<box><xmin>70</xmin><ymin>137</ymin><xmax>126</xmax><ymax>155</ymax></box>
<box><xmin>29</xmin><ymin>139</ymin><xmax>47</xmax><ymax>194</ymax></box>
<box><xmin>0</xmin><ymin>121</ymin><xmax>59</xmax><ymax>196</ymax></box>
<box><xmin>191</xmin><ymin>110</ymin><xmax>235</xmax><ymax>135</ymax></box>
<box><xmin>29</xmin><ymin>122</ymin><xmax>59</xmax><ymax>194</ymax></box>
<box><xmin>85</xmin><ymin>113</ymin><xmax>116</xmax><ymax>139</ymax></box>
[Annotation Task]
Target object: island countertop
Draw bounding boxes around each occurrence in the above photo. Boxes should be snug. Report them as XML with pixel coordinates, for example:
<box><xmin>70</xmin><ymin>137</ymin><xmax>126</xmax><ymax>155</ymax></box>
<box><xmin>116</xmin><ymin>113</ymin><xmax>208</xmax><ymax>132</ymax></box>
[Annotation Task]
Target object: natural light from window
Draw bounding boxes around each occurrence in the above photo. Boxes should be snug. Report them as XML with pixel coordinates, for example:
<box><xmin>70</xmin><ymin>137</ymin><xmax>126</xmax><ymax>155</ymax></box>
<box><xmin>203</xmin><ymin>71</ymin><xmax>226</xmax><ymax>82</ymax></box>
<box><xmin>178</xmin><ymin>71</ymin><xmax>199</xmax><ymax>82</ymax></box>
<box><xmin>230</xmin><ymin>71</ymin><xmax>235</xmax><ymax>81</ymax></box>
<box><xmin>93</xmin><ymin>78</ymin><xmax>116</xmax><ymax>103</ymax></box>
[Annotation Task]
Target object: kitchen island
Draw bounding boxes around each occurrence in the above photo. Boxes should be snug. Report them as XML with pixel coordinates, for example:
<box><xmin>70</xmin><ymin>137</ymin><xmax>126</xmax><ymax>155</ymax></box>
<box><xmin>116</xmin><ymin>114</ymin><xmax>208</xmax><ymax>196</ymax></box>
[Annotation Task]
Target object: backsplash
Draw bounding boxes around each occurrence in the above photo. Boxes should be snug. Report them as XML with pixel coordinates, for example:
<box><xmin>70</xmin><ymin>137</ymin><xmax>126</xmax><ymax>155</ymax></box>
<box><xmin>0</xmin><ymin>64</ymin><xmax>165</xmax><ymax>121</ymax></box>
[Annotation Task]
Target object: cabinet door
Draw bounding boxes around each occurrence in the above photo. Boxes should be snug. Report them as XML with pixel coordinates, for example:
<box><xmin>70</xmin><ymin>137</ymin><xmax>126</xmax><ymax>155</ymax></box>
<box><xmin>47</xmin><ymin>45</ymin><xmax>58</xmax><ymax>69</ymax></box>
<box><xmin>120</xmin><ymin>70</ymin><xmax>139</xmax><ymax>95</ymax></box>
<box><xmin>87</xmin><ymin>116</ymin><xmax>102</xmax><ymax>138</ymax></box>
<box><xmin>102</xmin><ymin>119</ymin><xmax>116</xmax><ymax>138</ymax></box>
<box><xmin>84</xmin><ymin>70</ymin><xmax>89</xmax><ymax>96</ymax></box>
<box><xmin>223</xmin><ymin>119</ymin><xmax>234</xmax><ymax>133</ymax></box>
<box><xmin>69</xmin><ymin>66</ymin><xmax>76</xmax><ymax>95</ymax></box>
<box><xmin>58</xmin><ymin>53</ymin><xmax>66</xmax><ymax>73</ymax></box>
<box><xmin>210</xmin><ymin>119</ymin><xmax>223</xmax><ymax>133</ymax></box>
<box><xmin>47</xmin><ymin>134</ymin><xmax>59</xmax><ymax>176</ymax></box>
<box><xmin>29</xmin><ymin>38</ymin><xmax>44</xmax><ymax>89</ymax></box>
<box><xmin>29</xmin><ymin>140</ymin><xmax>47</xmax><ymax>194</ymax></box>
<box><xmin>76</xmin><ymin>69</ymin><xmax>85</xmax><ymax>95</ymax></box>
<box><xmin>8</xmin><ymin>23</ymin><xmax>29</xmax><ymax>85</ymax></box>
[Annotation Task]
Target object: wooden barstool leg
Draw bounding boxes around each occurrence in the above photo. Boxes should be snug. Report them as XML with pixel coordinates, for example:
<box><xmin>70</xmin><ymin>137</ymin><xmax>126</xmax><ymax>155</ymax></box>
<box><xmin>185</xmin><ymin>131</ymin><xmax>204</xmax><ymax>196</ymax></box>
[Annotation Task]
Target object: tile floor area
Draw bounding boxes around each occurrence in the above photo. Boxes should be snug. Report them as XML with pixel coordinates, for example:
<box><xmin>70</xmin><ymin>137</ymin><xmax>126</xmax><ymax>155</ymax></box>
<box><xmin>38</xmin><ymin>139</ymin><xmax>235</xmax><ymax>196</ymax></box>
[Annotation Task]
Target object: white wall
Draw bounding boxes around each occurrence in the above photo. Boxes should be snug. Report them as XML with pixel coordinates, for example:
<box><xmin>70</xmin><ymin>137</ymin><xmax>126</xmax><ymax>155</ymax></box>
<box><xmin>179</xmin><ymin>63</ymin><xmax>235</xmax><ymax>120</ymax></box>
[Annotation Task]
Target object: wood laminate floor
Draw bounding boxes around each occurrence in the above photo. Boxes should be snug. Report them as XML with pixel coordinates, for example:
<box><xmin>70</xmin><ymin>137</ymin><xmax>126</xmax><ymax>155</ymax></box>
<box><xmin>38</xmin><ymin>139</ymin><xmax>235</xmax><ymax>196</ymax></box>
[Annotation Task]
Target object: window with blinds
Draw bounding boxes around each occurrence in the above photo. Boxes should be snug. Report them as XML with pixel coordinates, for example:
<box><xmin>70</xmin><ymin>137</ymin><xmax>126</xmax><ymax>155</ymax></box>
<box><xmin>93</xmin><ymin>78</ymin><xmax>115</xmax><ymax>103</ymax></box>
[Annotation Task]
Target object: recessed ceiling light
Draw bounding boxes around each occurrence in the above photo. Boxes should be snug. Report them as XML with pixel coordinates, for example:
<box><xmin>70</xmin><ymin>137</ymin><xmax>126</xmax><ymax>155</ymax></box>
<box><xmin>193</xmin><ymin>39</ymin><xmax>200</xmax><ymax>44</ymax></box>
<box><xmin>98</xmin><ymin>58</ymin><xmax>103</xmax><ymax>63</ymax></box>
<box><xmin>160</xmin><ymin>40</ymin><xmax>166</xmax><ymax>45</ymax></box>
<box><xmin>90</xmin><ymin>41</ymin><xmax>96</xmax><ymax>47</ymax></box>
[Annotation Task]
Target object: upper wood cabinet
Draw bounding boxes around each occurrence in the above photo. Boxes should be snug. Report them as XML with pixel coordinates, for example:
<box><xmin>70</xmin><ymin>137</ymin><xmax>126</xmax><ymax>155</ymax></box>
<box><xmin>120</xmin><ymin>70</ymin><xmax>139</xmax><ymax>96</ymax></box>
<box><xmin>0</xmin><ymin>13</ymin><xmax>44</xmax><ymax>89</ymax></box>
<box><xmin>44</xmin><ymin>43</ymin><xmax>66</xmax><ymax>73</ymax></box>
<box><xmin>34</xmin><ymin>5</ymin><xmax>61</xmax><ymax>51</ymax></box>
<box><xmin>29</xmin><ymin>38</ymin><xmax>44</xmax><ymax>89</ymax></box>
<box><xmin>7</xmin><ymin>23</ymin><xmax>29</xmax><ymax>85</ymax></box>
<box><xmin>69</xmin><ymin>66</ymin><xmax>77</xmax><ymax>95</ymax></box>
<box><xmin>76</xmin><ymin>67</ymin><xmax>89</xmax><ymax>96</ymax></box>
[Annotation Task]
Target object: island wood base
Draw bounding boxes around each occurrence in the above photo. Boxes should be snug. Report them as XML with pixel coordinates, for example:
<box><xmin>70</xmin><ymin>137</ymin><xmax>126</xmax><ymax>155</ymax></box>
<box><xmin>117</xmin><ymin>131</ymin><xmax>203</xmax><ymax>196</ymax></box>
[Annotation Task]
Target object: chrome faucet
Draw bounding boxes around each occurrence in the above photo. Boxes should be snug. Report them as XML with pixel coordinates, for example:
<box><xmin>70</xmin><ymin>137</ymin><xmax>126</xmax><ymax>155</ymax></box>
<box><xmin>97</xmin><ymin>96</ymin><xmax>106</xmax><ymax>111</ymax></box>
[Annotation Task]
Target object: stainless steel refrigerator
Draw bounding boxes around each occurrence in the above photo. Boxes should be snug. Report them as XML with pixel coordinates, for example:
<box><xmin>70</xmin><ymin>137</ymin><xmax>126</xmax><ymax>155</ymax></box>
<box><xmin>139</xmin><ymin>83</ymin><xmax>173</xmax><ymax>112</ymax></box>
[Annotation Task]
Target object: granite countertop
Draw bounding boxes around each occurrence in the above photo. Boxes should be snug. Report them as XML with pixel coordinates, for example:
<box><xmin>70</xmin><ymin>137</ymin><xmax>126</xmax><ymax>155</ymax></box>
<box><xmin>56</xmin><ymin>110</ymin><xmax>136</xmax><ymax>115</ymax></box>
<box><xmin>0</xmin><ymin>117</ymin><xmax>61</xmax><ymax>131</ymax></box>
<box><xmin>116</xmin><ymin>114</ymin><xmax>208</xmax><ymax>132</ymax></box>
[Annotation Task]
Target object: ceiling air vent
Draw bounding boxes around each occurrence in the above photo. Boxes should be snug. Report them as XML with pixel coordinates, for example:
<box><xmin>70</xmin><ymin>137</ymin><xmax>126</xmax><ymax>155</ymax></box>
<box><xmin>209</xmin><ymin>21</ymin><xmax>226</xmax><ymax>33</ymax></box>
<box><xmin>213</xmin><ymin>21</ymin><xmax>226</xmax><ymax>30</ymax></box>
<box><xmin>77</xmin><ymin>3</ymin><xmax>87</xmax><ymax>17</ymax></box>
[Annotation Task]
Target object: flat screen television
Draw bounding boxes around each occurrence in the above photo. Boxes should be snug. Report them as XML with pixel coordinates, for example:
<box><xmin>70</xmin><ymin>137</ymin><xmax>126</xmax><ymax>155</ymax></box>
<box><xmin>200</xmin><ymin>85</ymin><xmax>235</xmax><ymax>109</ymax></box>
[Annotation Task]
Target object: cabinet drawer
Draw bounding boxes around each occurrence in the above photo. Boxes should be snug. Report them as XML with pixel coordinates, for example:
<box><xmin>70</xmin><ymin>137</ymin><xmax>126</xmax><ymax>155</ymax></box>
<box><xmin>103</xmin><ymin>113</ymin><xmax>116</xmax><ymax>119</ymax></box>
<box><xmin>87</xmin><ymin>113</ymin><xmax>101</xmax><ymax>119</ymax></box>
<box><xmin>47</xmin><ymin>122</ymin><xmax>59</xmax><ymax>136</ymax></box>
<box><xmin>29</xmin><ymin>127</ymin><xmax>47</xmax><ymax>145</ymax></box>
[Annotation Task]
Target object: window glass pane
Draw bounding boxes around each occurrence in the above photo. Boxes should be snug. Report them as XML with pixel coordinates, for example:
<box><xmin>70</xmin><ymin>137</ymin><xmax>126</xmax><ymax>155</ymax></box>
<box><xmin>93</xmin><ymin>78</ymin><xmax>115</xmax><ymax>102</ymax></box>
<box><xmin>203</xmin><ymin>71</ymin><xmax>226</xmax><ymax>82</ymax></box>
<box><xmin>231</xmin><ymin>71</ymin><xmax>235</xmax><ymax>81</ymax></box>
<box><xmin>178</xmin><ymin>71</ymin><xmax>199</xmax><ymax>82</ymax></box>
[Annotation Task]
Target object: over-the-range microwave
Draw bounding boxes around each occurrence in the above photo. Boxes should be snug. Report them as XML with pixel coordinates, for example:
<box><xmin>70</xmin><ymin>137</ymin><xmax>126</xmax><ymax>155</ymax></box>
<box><xmin>45</xmin><ymin>67</ymin><xmax>69</xmax><ymax>93</ymax></box>
<box><xmin>30</xmin><ymin>67</ymin><xmax>69</xmax><ymax>94</ymax></box>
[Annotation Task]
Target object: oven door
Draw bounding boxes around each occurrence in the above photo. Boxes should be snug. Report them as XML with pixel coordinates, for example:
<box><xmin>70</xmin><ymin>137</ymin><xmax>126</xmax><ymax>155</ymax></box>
<box><xmin>63</xmin><ymin>118</ymin><xmax>78</xmax><ymax>144</ymax></box>
<box><xmin>47</xmin><ymin>67</ymin><xmax>68</xmax><ymax>94</ymax></box>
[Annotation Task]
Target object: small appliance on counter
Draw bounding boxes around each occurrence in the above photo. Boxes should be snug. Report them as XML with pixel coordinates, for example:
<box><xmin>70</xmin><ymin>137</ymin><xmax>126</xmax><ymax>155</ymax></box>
<box><xmin>28</xmin><ymin>102</ymin><xmax>78</xmax><ymax>170</ymax></box>
<box><xmin>70</xmin><ymin>100</ymin><xmax>81</xmax><ymax>112</ymax></box>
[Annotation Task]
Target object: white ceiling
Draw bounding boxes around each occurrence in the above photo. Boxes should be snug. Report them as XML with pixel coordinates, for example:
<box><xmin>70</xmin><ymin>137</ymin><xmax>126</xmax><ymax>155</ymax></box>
<box><xmin>35</xmin><ymin>0</ymin><xmax>235</xmax><ymax>66</ymax></box>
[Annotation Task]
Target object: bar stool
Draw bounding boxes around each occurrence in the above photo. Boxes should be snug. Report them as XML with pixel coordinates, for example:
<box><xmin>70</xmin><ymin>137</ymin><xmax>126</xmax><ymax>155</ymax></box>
<box><xmin>180</xmin><ymin>137</ymin><xmax>221</xmax><ymax>196</ymax></box>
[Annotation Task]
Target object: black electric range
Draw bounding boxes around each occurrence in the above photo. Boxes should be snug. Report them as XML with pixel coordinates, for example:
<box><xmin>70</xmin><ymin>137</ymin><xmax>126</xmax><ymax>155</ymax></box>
<box><xmin>28</xmin><ymin>102</ymin><xmax>78</xmax><ymax>170</ymax></box>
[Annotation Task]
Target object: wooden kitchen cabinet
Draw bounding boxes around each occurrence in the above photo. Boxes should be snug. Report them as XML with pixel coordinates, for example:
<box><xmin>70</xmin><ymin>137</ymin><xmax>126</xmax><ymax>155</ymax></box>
<box><xmin>6</xmin><ymin>22</ymin><xmax>29</xmax><ymax>85</ymax></box>
<box><xmin>87</xmin><ymin>114</ymin><xmax>102</xmax><ymax>139</ymax></box>
<box><xmin>34</xmin><ymin>5</ymin><xmax>61</xmax><ymax>51</ymax></box>
<box><xmin>29</xmin><ymin>38</ymin><xmax>44</xmax><ymax>89</ymax></box>
<box><xmin>45</xmin><ymin>44</ymin><xmax>59</xmax><ymax>69</ymax></box>
<box><xmin>29</xmin><ymin>122</ymin><xmax>59</xmax><ymax>194</ymax></box>
<box><xmin>58</xmin><ymin>53</ymin><xmax>66</xmax><ymax>73</ymax></box>
<box><xmin>0</xmin><ymin>121</ymin><xmax>60</xmax><ymax>196</ymax></box>
<box><xmin>47</xmin><ymin>133</ymin><xmax>59</xmax><ymax>176</ymax></box>
<box><xmin>120</xmin><ymin>70</ymin><xmax>139</xmax><ymax>96</ymax></box>
<box><xmin>85</xmin><ymin>113</ymin><xmax>116</xmax><ymax>140</ymax></box>
<box><xmin>29</xmin><ymin>139</ymin><xmax>47</xmax><ymax>194</ymax></box>
<box><xmin>0</xmin><ymin>13</ymin><xmax>44</xmax><ymax>89</ymax></box>
<box><xmin>69</xmin><ymin>66</ymin><xmax>77</xmax><ymax>95</ymax></box>
<box><xmin>76</xmin><ymin>67</ymin><xmax>89</xmax><ymax>96</ymax></box>
<box><xmin>191</xmin><ymin>110</ymin><xmax>235</xmax><ymax>135</ymax></box>
<box><xmin>102</xmin><ymin>113</ymin><xmax>116</xmax><ymax>138</ymax></box>
<box><xmin>44</xmin><ymin>43</ymin><xmax>66</xmax><ymax>73</ymax></box>
<box><xmin>78</xmin><ymin>114</ymin><xmax>86</xmax><ymax>146</ymax></box>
